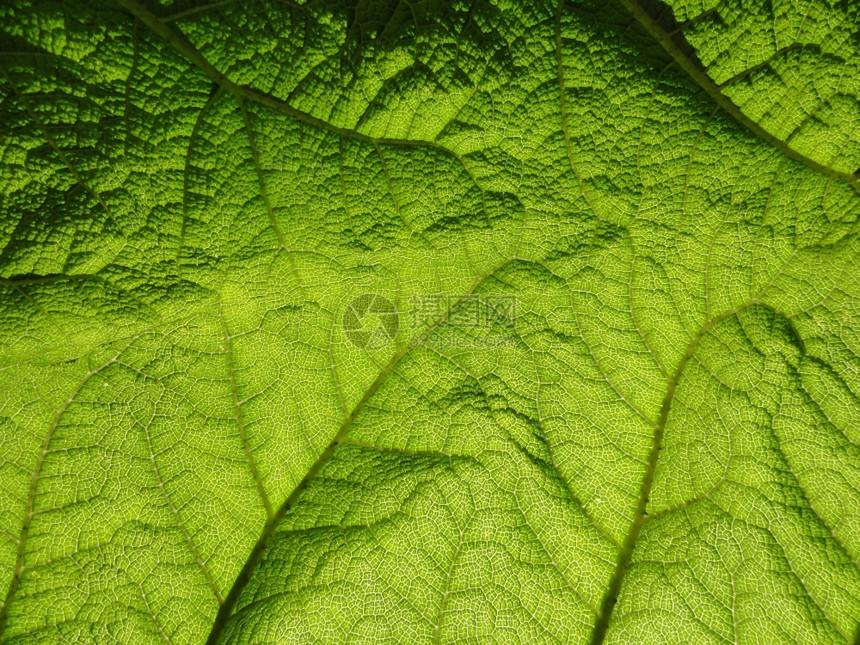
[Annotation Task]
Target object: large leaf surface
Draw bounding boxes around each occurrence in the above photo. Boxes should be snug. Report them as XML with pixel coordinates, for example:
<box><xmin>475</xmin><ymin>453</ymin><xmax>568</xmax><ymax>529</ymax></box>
<box><xmin>0</xmin><ymin>0</ymin><xmax>858</xmax><ymax>643</ymax></box>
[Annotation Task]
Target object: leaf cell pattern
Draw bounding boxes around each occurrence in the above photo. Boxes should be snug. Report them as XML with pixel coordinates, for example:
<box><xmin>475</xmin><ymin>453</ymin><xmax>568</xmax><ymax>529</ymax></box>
<box><xmin>0</xmin><ymin>0</ymin><xmax>858</xmax><ymax>643</ymax></box>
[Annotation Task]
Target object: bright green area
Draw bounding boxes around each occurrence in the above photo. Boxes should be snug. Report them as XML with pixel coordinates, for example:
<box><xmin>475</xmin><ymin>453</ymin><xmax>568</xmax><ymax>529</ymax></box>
<box><xmin>0</xmin><ymin>0</ymin><xmax>858</xmax><ymax>643</ymax></box>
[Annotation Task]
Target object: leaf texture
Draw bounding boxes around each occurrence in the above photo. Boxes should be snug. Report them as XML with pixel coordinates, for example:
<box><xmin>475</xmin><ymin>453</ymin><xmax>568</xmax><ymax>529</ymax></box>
<box><xmin>0</xmin><ymin>0</ymin><xmax>858</xmax><ymax>643</ymax></box>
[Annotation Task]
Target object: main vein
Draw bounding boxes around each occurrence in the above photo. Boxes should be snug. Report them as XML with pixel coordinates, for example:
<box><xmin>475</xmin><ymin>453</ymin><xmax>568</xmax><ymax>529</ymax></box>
<box><xmin>0</xmin><ymin>338</ymin><xmax>142</xmax><ymax>641</ymax></box>
<box><xmin>114</xmin><ymin>0</ymin><xmax>485</xmax><ymax>197</ymax></box>
<box><xmin>204</xmin><ymin>258</ymin><xmax>513</xmax><ymax>644</ymax></box>
<box><xmin>589</xmin><ymin>299</ymin><xmax>754</xmax><ymax>644</ymax></box>
<box><xmin>616</xmin><ymin>0</ymin><xmax>860</xmax><ymax>193</ymax></box>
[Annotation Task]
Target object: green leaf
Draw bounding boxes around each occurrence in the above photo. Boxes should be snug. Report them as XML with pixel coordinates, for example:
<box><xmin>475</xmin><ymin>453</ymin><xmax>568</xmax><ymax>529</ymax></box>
<box><xmin>0</xmin><ymin>0</ymin><xmax>858</xmax><ymax>643</ymax></box>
